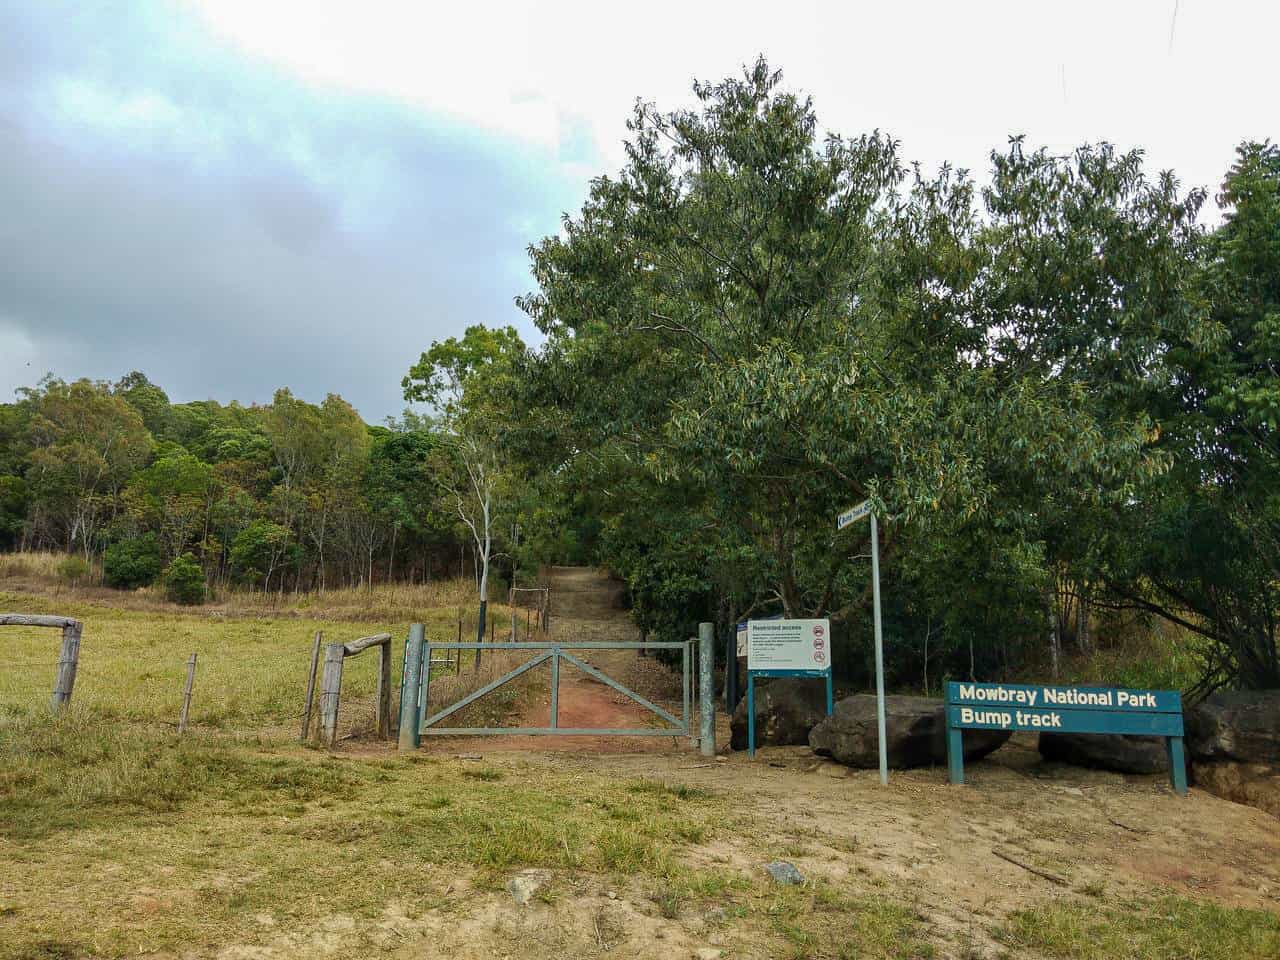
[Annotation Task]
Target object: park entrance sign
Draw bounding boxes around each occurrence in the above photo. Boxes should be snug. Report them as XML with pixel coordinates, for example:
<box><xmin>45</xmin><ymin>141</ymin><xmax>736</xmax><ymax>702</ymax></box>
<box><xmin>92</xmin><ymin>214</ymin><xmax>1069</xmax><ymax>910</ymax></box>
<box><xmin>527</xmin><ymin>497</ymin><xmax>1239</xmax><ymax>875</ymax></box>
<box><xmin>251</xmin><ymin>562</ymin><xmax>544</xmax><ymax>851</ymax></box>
<box><xmin>945</xmin><ymin>681</ymin><xmax>1187</xmax><ymax>794</ymax></box>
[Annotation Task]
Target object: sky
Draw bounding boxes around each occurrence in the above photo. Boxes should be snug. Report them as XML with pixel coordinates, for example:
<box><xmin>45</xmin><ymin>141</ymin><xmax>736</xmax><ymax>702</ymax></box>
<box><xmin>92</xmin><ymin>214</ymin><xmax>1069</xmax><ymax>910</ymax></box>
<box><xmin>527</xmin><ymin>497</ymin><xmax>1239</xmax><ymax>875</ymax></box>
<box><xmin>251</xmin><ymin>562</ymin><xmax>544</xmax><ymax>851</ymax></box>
<box><xmin>1</xmin><ymin>0</ymin><xmax>1275</xmax><ymax>422</ymax></box>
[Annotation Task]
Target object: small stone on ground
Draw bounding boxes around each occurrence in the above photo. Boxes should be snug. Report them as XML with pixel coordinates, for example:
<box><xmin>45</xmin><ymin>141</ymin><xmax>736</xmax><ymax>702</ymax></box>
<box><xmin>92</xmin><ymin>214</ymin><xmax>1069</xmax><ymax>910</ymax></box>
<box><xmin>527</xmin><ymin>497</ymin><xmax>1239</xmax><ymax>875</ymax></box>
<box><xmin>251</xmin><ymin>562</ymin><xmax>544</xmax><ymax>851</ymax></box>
<box><xmin>506</xmin><ymin>869</ymin><xmax>550</xmax><ymax>905</ymax></box>
<box><xmin>765</xmin><ymin>861</ymin><xmax>804</xmax><ymax>885</ymax></box>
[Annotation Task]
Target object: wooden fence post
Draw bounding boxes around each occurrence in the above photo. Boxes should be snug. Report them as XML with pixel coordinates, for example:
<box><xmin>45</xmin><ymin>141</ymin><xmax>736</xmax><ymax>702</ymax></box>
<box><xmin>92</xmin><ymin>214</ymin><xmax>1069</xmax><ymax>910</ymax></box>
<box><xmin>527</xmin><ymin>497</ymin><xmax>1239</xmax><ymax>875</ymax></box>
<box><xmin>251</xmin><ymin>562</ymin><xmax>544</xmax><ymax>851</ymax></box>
<box><xmin>319</xmin><ymin>642</ymin><xmax>345</xmax><ymax>747</ymax></box>
<box><xmin>50</xmin><ymin>620</ymin><xmax>82</xmax><ymax>711</ymax></box>
<box><xmin>376</xmin><ymin>640</ymin><xmax>392</xmax><ymax>739</ymax></box>
<box><xmin>179</xmin><ymin>652</ymin><xmax>198</xmax><ymax>734</ymax></box>
<box><xmin>301</xmin><ymin>630</ymin><xmax>322</xmax><ymax>741</ymax></box>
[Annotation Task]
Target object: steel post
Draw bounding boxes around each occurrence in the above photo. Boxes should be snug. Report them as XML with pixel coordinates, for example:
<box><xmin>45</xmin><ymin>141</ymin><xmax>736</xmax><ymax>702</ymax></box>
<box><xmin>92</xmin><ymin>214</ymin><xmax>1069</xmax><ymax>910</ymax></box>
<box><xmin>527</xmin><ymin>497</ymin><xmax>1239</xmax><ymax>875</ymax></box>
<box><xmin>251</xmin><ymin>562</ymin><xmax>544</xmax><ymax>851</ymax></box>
<box><xmin>871</xmin><ymin>512</ymin><xmax>888</xmax><ymax>785</ymax></box>
<box><xmin>397</xmin><ymin>623</ymin><xmax>424</xmax><ymax>750</ymax></box>
<box><xmin>699</xmin><ymin>621</ymin><xmax>715</xmax><ymax>757</ymax></box>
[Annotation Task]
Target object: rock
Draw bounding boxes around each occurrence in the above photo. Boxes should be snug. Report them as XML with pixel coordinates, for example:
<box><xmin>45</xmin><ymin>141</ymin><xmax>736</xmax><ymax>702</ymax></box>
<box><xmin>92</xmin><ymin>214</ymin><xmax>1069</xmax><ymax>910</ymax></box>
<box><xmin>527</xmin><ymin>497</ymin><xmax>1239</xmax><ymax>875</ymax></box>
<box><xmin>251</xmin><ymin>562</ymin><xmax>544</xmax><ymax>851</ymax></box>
<box><xmin>808</xmin><ymin>695</ymin><xmax>1011</xmax><ymax>769</ymax></box>
<box><xmin>731</xmin><ymin>678</ymin><xmax>830</xmax><ymax>750</ymax></box>
<box><xmin>693</xmin><ymin>949</ymin><xmax>722</xmax><ymax>960</ymax></box>
<box><xmin>506</xmin><ymin>869</ymin><xmax>549</xmax><ymax>906</ymax></box>
<box><xmin>1193</xmin><ymin>761</ymin><xmax>1280</xmax><ymax>819</ymax></box>
<box><xmin>1038</xmin><ymin>733</ymin><xmax>1169</xmax><ymax>774</ymax></box>
<box><xmin>1186</xmin><ymin>691</ymin><xmax>1280</xmax><ymax>764</ymax></box>
<box><xmin>765</xmin><ymin>861</ymin><xmax>804</xmax><ymax>885</ymax></box>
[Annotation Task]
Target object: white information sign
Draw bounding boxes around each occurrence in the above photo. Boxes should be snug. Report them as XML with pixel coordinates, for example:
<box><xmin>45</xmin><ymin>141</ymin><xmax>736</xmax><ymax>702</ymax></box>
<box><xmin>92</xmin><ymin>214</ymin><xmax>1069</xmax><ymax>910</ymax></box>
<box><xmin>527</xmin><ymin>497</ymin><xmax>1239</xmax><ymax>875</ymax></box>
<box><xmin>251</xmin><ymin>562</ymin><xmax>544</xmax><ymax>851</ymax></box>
<box><xmin>736</xmin><ymin>621</ymin><xmax>748</xmax><ymax>658</ymax></box>
<box><xmin>747</xmin><ymin>618</ymin><xmax>831</xmax><ymax>671</ymax></box>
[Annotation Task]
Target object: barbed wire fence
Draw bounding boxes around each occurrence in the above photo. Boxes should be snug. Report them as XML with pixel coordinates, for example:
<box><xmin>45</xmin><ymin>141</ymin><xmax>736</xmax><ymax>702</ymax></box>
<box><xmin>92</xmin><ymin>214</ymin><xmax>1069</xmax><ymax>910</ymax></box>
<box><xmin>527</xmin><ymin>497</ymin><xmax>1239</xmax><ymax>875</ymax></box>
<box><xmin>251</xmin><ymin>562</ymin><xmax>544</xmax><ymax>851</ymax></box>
<box><xmin>1</xmin><ymin>605</ymin><xmax>550</xmax><ymax>746</ymax></box>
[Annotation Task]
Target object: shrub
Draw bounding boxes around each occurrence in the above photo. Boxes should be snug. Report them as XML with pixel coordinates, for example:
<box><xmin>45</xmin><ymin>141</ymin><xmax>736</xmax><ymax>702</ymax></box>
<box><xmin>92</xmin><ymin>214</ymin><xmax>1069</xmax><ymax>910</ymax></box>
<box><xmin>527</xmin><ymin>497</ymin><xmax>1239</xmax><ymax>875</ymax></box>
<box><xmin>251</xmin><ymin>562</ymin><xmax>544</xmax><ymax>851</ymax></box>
<box><xmin>56</xmin><ymin>555</ymin><xmax>91</xmax><ymax>585</ymax></box>
<box><xmin>103</xmin><ymin>535</ymin><xmax>164</xmax><ymax>589</ymax></box>
<box><xmin>163</xmin><ymin>553</ymin><xmax>205</xmax><ymax>606</ymax></box>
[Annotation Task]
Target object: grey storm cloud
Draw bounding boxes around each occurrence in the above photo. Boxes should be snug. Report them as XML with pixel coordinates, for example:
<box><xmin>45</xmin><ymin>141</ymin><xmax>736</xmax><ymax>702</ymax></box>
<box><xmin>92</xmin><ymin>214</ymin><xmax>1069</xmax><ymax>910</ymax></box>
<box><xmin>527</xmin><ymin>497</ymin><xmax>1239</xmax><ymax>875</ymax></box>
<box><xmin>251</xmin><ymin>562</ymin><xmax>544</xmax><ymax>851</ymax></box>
<box><xmin>0</xmin><ymin>1</ymin><xmax>586</xmax><ymax>420</ymax></box>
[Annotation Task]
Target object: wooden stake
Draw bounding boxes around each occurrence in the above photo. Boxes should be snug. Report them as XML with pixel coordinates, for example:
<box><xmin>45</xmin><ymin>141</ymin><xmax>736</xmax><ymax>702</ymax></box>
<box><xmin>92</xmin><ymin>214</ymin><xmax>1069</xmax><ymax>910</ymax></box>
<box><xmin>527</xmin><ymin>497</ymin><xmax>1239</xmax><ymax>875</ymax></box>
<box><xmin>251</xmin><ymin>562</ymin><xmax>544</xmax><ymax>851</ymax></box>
<box><xmin>301</xmin><ymin>630</ymin><xmax>322</xmax><ymax>741</ymax></box>
<box><xmin>376</xmin><ymin>638</ymin><xmax>392</xmax><ymax>739</ymax></box>
<box><xmin>50</xmin><ymin>620</ymin><xmax>82</xmax><ymax>711</ymax></box>
<box><xmin>179</xmin><ymin>652</ymin><xmax>198</xmax><ymax>734</ymax></box>
<box><xmin>319</xmin><ymin>643</ymin><xmax>345</xmax><ymax>747</ymax></box>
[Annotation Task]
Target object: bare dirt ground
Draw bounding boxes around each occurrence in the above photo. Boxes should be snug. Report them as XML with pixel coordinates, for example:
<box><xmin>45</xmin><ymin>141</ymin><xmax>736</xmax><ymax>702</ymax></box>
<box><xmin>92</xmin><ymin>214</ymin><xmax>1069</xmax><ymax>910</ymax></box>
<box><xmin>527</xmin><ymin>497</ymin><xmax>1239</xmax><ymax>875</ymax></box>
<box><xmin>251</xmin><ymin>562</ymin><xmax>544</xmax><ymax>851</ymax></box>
<box><xmin>379</xmin><ymin>567</ymin><xmax>1280</xmax><ymax>956</ymax></box>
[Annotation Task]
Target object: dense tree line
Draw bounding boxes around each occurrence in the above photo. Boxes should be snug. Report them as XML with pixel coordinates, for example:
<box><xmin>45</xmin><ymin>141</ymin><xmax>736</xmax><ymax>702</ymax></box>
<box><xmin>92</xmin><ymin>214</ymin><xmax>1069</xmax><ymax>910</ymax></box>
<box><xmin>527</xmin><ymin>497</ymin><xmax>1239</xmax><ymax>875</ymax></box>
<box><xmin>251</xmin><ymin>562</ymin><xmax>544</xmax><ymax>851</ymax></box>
<box><xmin>500</xmin><ymin>60</ymin><xmax>1278</xmax><ymax>694</ymax></box>
<box><xmin>0</xmin><ymin>373</ymin><xmax>497</xmax><ymax>600</ymax></box>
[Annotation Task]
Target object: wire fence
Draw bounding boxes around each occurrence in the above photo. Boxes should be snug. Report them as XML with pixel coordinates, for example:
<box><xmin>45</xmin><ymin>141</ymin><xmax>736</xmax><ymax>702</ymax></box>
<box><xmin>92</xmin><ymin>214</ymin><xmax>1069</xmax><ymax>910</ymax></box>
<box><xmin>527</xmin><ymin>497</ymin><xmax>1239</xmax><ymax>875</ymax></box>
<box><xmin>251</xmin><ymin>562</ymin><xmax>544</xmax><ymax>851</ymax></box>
<box><xmin>0</xmin><ymin>609</ymin><xmax>544</xmax><ymax>743</ymax></box>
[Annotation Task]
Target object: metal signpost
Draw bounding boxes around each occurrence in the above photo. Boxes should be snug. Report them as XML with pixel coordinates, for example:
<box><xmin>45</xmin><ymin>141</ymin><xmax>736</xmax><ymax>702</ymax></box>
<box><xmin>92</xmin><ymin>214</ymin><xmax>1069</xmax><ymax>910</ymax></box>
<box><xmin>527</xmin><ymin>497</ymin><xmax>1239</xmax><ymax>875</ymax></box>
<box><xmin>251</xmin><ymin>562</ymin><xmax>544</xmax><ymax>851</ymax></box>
<box><xmin>837</xmin><ymin>499</ymin><xmax>888</xmax><ymax>785</ymax></box>
<box><xmin>744</xmin><ymin>618</ymin><xmax>834</xmax><ymax>757</ymax></box>
<box><xmin>945</xmin><ymin>682</ymin><xmax>1187</xmax><ymax>794</ymax></box>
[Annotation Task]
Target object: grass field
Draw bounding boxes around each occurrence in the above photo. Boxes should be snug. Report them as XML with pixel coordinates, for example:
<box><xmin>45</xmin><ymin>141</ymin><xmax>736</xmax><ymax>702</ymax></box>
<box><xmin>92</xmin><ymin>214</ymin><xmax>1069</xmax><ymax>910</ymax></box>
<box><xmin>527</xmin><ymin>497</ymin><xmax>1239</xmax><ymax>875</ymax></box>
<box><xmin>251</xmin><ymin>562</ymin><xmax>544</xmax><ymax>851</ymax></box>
<box><xmin>0</xmin><ymin>580</ymin><xmax>529</xmax><ymax>736</ymax></box>
<box><xmin>2</xmin><ymin>572</ymin><xmax>1279</xmax><ymax>959</ymax></box>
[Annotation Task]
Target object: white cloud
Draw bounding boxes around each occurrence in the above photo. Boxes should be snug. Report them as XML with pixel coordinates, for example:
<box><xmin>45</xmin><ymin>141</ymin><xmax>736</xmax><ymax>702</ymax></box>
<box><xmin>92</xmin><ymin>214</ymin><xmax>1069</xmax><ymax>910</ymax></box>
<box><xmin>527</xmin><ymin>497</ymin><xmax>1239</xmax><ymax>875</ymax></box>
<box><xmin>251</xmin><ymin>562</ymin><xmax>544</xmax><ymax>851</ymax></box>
<box><xmin>190</xmin><ymin>0</ymin><xmax>1277</xmax><ymax>192</ymax></box>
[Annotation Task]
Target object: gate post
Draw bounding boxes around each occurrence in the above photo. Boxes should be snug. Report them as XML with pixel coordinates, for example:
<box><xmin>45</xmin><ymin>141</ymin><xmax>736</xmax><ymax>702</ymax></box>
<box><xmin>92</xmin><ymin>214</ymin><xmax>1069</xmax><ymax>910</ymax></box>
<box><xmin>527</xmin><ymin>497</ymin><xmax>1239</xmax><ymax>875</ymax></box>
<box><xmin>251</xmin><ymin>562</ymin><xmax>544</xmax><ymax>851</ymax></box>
<box><xmin>398</xmin><ymin>623</ymin><xmax>425</xmax><ymax>750</ymax></box>
<box><xmin>50</xmin><ymin>620</ymin><xmax>82</xmax><ymax>711</ymax></box>
<box><xmin>699</xmin><ymin>621</ymin><xmax>715</xmax><ymax>756</ymax></box>
<box><xmin>318</xmin><ymin>643</ymin><xmax>345</xmax><ymax>747</ymax></box>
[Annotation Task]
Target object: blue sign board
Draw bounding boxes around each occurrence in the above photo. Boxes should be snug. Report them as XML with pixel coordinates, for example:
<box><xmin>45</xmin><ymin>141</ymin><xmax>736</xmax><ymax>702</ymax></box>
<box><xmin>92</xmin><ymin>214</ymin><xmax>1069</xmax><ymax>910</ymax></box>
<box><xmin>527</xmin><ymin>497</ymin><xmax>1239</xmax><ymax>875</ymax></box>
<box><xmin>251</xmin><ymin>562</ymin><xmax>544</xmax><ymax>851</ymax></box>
<box><xmin>945</xmin><ymin>681</ymin><xmax>1187</xmax><ymax>794</ymax></box>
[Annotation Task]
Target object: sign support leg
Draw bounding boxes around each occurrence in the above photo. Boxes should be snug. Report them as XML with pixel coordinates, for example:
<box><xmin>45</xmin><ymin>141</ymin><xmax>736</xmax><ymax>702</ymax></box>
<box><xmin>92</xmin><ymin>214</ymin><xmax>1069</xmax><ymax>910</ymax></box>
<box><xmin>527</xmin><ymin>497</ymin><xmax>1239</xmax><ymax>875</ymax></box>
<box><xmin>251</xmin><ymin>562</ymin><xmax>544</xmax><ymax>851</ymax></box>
<box><xmin>871</xmin><ymin>512</ymin><xmax>888</xmax><ymax>786</ymax></box>
<box><xmin>825</xmin><ymin>672</ymin><xmax>834</xmax><ymax>716</ymax></box>
<box><xmin>747</xmin><ymin>671</ymin><xmax>756</xmax><ymax>758</ymax></box>
<box><xmin>947</xmin><ymin>726</ymin><xmax>964</xmax><ymax>784</ymax></box>
<box><xmin>1167</xmin><ymin>735</ymin><xmax>1188</xmax><ymax>796</ymax></box>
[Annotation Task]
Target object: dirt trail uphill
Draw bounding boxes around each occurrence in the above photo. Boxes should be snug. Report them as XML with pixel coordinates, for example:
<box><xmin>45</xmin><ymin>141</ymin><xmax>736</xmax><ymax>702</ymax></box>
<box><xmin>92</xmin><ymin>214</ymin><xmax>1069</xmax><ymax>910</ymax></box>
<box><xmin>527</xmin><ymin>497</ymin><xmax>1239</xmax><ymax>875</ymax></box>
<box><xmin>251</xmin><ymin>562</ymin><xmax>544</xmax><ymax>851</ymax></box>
<box><xmin>420</xmin><ymin>566</ymin><xmax>691</xmax><ymax>753</ymax></box>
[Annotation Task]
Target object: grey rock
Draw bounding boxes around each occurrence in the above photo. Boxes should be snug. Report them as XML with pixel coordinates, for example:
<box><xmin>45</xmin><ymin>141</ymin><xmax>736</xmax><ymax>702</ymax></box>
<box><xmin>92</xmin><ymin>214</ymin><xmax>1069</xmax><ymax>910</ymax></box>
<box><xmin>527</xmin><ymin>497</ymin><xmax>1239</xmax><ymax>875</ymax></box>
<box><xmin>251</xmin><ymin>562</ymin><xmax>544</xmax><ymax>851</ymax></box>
<box><xmin>693</xmin><ymin>949</ymin><xmax>722</xmax><ymax>960</ymax></box>
<box><xmin>808</xmin><ymin>694</ymin><xmax>1011</xmax><ymax>769</ymax></box>
<box><xmin>765</xmin><ymin>861</ymin><xmax>804</xmax><ymax>885</ymax></box>
<box><xmin>1038</xmin><ymin>732</ymin><xmax>1168</xmax><ymax>774</ymax></box>
<box><xmin>731</xmin><ymin>677</ymin><xmax>830</xmax><ymax>750</ymax></box>
<box><xmin>1186</xmin><ymin>690</ymin><xmax>1280</xmax><ymax>764</ymax></box>
<box><xmin>1193</xmin><ymin>760</ymin><xmax>1280</xmax><ymax>818</ymax></box>
<box><xmin>506</xmin><ymin>869</ymin><xmax>549</xmax><ymax>906</ymax></box>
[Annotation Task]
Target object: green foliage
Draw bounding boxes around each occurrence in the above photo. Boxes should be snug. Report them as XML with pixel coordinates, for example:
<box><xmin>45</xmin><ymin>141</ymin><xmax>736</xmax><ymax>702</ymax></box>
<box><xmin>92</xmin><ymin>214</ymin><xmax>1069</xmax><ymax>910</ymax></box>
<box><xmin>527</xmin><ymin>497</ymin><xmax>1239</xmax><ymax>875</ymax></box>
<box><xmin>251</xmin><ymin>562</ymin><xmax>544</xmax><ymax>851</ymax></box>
<box><xmin>163</xmin><ymin>553</ymin><xmax>205</xmax><ymax>605</ymax></box>
<box><xmin>228</xmin><ymin>520</ymin><xmax>294</xmax><ymax>586</ymax></box>
<box><xmin>512</xmin><ymin>59</ymin><xmax>1209</xmax><ymax>686</ymax></box>
<box><xmin>1106</xmin><ymin>141</ymin><xmax>1280</xmax><ymax>691</ymax></box>
<box><xmin>102</xmin><ymin>534</ymin><xmax>164</xmax><ymax>589</ymax></box>
<box><xmin>2</xmin><ymin>369</ymin><xmax>482</xmax><ymax>593</ymax></box>
<box><xmin>55</xmin><ymin>555</ymin><xmax>90</xmax><ymax>586</ymax></box>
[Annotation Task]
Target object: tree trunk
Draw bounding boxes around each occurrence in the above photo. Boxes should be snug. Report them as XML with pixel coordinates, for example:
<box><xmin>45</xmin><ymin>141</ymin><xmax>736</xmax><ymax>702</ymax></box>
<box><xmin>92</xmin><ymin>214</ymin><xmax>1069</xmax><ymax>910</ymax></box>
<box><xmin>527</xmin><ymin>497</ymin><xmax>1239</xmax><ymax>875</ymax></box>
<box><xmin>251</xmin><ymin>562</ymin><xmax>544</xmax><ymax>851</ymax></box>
<box><xmin>1077</xmin><ymin>590</ymin><xmax>1091</xmax><ymax>654</ymax></box>
<box><xmin>1047</xmin><ymin>591</ymin><xmax>1061</xmax><ymax>680</ymax></box>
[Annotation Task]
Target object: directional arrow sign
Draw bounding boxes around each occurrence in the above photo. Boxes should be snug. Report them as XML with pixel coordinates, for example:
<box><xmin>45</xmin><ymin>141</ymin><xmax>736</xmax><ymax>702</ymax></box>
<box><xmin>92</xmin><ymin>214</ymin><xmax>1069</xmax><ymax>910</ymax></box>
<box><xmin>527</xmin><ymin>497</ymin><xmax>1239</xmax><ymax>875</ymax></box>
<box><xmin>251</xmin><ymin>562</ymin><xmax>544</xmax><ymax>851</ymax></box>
<box><xmin>837</xmin><ymin>500</ymin><xmax>873</xmax><ymax>530</ymax></box>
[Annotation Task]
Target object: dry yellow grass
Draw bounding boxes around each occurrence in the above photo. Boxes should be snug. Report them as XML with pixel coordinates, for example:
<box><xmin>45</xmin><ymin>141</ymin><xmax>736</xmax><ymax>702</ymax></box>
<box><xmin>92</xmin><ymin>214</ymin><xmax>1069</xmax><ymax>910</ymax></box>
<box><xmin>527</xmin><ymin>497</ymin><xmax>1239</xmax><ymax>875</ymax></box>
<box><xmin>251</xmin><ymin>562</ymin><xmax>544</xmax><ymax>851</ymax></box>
<box><xmin>0</xmin><ymin>574</ymin><xmax>521</xmax><ymax>738</ymax></box>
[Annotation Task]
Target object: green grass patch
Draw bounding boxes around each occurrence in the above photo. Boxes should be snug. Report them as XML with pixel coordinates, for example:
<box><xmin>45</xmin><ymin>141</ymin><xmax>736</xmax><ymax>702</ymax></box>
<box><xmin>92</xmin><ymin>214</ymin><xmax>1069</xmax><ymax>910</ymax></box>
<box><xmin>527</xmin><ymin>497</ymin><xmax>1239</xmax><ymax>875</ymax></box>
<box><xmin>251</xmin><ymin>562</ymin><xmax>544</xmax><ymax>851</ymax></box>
<box><xmin>996</xmin><ymin>895</ymin><xmax>1280</xmax><ymax>959</ymax></box>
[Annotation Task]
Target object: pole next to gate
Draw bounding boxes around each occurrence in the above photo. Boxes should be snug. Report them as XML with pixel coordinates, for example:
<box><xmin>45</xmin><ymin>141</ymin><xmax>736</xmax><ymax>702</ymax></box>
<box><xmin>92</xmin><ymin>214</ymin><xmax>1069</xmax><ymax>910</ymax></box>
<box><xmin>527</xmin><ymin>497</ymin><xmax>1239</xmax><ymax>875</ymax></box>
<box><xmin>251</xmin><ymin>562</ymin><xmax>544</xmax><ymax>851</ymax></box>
<box><xmin>699</xmin><ymin>621</ymin><xmax>715</xmax><ymax>756</ymax></box>
<box><xmin>398</xmin><ymin>623</ymin><xmax>425</xmax><ymax>750</ymax></box>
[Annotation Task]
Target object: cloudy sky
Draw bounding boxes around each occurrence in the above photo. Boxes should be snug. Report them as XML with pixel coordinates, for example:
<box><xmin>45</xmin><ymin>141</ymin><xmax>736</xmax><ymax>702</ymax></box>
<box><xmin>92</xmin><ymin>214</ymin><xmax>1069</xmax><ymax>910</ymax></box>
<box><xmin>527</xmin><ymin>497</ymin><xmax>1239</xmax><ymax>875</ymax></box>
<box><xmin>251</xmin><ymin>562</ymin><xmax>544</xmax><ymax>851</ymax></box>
<box><xmin>1</xmin><ymin>1</ymin><xmax>1274</xmax><ymax>421</ymax></box>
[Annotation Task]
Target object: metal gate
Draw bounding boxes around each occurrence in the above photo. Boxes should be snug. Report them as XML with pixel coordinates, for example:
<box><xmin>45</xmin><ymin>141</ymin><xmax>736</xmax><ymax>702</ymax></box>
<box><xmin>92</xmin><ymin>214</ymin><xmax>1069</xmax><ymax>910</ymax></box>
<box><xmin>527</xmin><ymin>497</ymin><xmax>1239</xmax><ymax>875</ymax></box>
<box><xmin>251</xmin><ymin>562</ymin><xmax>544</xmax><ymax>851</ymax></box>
<box><xmin>398</xmin><ymin>639</ymin><xmax>694</xmax><ymax>744</ymax></box>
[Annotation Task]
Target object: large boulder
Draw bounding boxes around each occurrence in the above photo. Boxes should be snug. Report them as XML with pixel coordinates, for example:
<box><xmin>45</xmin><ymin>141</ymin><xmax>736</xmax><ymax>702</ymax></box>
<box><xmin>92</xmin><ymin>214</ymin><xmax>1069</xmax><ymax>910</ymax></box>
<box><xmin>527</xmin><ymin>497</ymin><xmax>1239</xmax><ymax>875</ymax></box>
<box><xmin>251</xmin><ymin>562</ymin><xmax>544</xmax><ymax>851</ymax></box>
<box><xmin>1186</xmin><ymin>690</ymin><xmax>1280</xmax><ymax>764</ymax></box>
<box><xmin>730</xmin><ymin>678</ymin><xmax>829</xmax><ymax>750</ymax></box>
<box><xmin>808</xmin><ymin>694</ymin><xmax>1010</xmax><ymax>769</ymax></box>
<box><xmin>1038</xmin><ymin>733</ymin><xmax>1169</xmax><ymax>774</ymax></box>
<box><xmin>1192</xmin><ymin>762</ymin><xmax>1280</xmax><ymax>819</ymax></box>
